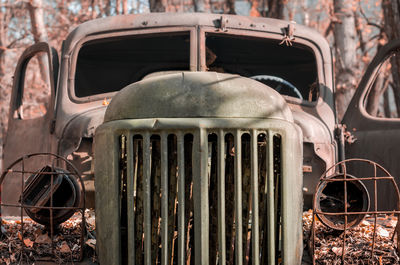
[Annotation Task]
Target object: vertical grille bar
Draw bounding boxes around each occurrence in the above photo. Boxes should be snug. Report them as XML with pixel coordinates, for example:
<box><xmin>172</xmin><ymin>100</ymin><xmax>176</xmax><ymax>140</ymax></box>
<box><xmin>143</xmin><ymin>133</ymin><xmax>152</xmax><ymax>265</ymax></box>
<box><xmin>251</xmin><ymin>130</ymin><xmax>260</xmax><ymax>265</ymax></box>
<box><xmin>126</xmin><ymin>133</ymin><xmax>135</xmax><ymax>265</ymax></box>
<box><xmin>193</xmin><ymin>129</ymin><xmax>209</xmax><ymax>265</ymax></box>
<box><xmin>267</xmin><ymin>132</ymin><xmax>275</xmax><ymax>265</ymax></box>
<box><xmin>161</xmin><ymin>133</ymin><xmax>168</xmax><ymax>265</ymax></box>
<box><xmin>120</xmin><ymin>128</ymin><xmax>284</xmax><ymax>264</ymax></box>
<box><xmin>234</xmin><ymin>130</ymin><xmax>243</xmax><ymax>265</ymax></box>
<box><xmin>177</xmin><ymin>132</ymin><xmax>185</xmax><ymax>265</ymax></box>
<box><xmin>218</xmin><ymin>130</ymin><xmax>226</xmax><ymax>265</ymax></box>
<box><xmin>95</xmin><ymin>133</ymin><xmax>122</xmax><ymax>264</ymax></box>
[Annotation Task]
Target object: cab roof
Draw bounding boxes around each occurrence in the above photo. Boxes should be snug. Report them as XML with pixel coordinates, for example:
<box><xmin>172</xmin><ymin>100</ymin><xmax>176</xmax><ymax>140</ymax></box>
<box><xmin>63</xmin><ymin>12</ymin><xmax>331</xmax><ymax>62</ymax></box>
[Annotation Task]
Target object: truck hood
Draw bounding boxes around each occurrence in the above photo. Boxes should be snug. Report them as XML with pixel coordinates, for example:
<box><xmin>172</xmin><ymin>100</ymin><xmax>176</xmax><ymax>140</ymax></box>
<box><xmin>104</xmin><ymin>72</ymin><xmax>293</xmax><ymax>122</ymax></box>
<box><xmin>59</xmin><ymin>72</ymin><xmax>331</xmax><ymax>156</ymax></box>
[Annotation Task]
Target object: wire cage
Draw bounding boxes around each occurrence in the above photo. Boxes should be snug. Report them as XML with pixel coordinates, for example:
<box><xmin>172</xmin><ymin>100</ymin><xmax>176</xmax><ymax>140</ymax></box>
<box><xmin>311</xmin><ymin>158</ymin><xmax>400</xmax><ymax>264</ymax></box>
<box><xmin>0</xmin><ymin>153</ymin><xmax>86</xmax><ymax>263</ymax></box>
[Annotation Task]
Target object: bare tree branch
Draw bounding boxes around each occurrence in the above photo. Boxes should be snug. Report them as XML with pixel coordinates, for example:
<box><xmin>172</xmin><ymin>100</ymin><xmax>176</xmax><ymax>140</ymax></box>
<box><xmin>359</xmin><ymin>3</ymin><xmax>383</xmax><ymax>30</ymax></box>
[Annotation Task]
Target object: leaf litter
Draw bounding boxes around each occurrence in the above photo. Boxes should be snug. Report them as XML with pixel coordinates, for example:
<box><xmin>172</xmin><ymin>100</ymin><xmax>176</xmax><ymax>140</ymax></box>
<box><xmin>303</xmin><ymin>210</ymin><xmax>400</xmax><ymax>264</ymax></box>
<box><xmin>0</xmin><ymin>209</ymin><xmax>96</xmax><ymax>264</ymax></box>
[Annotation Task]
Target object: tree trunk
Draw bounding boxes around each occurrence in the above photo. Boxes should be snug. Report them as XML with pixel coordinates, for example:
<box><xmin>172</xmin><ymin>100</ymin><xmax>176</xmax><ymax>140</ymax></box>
<box><xmin>249</xmin><ymin>0</ymin><xmax>285</xmax><ymax>18</ymax></box>
<box><xmin>116</xmin><ymin>0</ymin><xmax>121</xmax><ymax>14</ymax></box>
<box><xmin>194</xmin><ymin>0</ymin><xmax>210</xmax><ymax>12</ymax></box>
<box><xmin>80</xmin><ymin>0</ymin><xmax>91</xmax><ymax>18</ymax></box>
<box><xmin>249</xmin><ymin>0</ymin><xmax>261</xmax><ymax>17</ymax></box>
<box><xmin>224</xmin><ymin>0</ymin><xmax>235</xmax><ymax>14</ymax></box>
<box><xmin>149</xmin><ymin>0</ymin><xmax>167</xmax><ymax>12</ymax></box>
<box><xmin>103</xmin><ymin>0</ymin><xmax>112</xmax><ymax>16</ymax></box>
<box><xmin>333</xmin><ymin>0</ymin><xmax>358</xmax><ymax>121</ymax></box>
<box><xmin>267</xmin><ymin>0</ymin><xmax>284</xmax><ymax>19</ymax></box>
<box><xmin>0</xmin><ymin>8</ymin><xmax>6</xmax><ymax>79</ymax></box>
<box><xmin>383</xmin><ymin>0</ymin><xmax>400</xmax><ymax>40</ymax></box>
<box><xmin>301</xmin><ymin>0</ymin><xmax>309</xmax><ymax>26</ymax></box>
<box><xmin>27</xmin><ymin>0</ymin><xmax>49</xmax><ymax>85</ymax></box>
<box><xmin>91</xmin><ymin>0</ymin><xmax>98</xmax><ymax>18</ymax></box>
<box><xmin>0</xmin><ymin>9</ymin><xmax>4</xmax><ymax>174</ymax></box>
<box><xmin>122</xmin><ymin>0</ymin><xmax>128</xmax><ymax>14</ymax></box>
<box><xmin>0</xmin><ymin>1</ymin><xmax>12</xmax><ymax>174</ymax></box>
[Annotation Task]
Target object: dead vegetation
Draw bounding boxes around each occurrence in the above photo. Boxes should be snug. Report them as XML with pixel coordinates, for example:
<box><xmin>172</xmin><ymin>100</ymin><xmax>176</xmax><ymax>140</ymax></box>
<box><xmin>0</xmin><ymin>209</ymin><xmax>96</xmax><ymax>265</ymax></box>
<box><xmin>303</xmin><ymin>210</ymin><xmax>400</xmax><ymax>264</ymax></box>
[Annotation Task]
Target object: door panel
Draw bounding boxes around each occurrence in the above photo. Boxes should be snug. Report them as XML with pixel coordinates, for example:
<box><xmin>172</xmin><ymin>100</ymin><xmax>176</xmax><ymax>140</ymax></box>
<box><xmin>342</xmin><ymin>40</ymin><xmax>400</xmax><ymax>210</ymax></box>
<box><xmin>2</xmin><ymin>42</ymin><xmax>59</xmax><ymax>215</ymax></box>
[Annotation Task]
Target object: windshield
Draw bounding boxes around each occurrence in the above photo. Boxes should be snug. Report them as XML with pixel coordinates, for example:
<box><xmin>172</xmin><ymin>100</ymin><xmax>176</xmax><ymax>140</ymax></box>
<box><xmin>205</xmin><ymin>33</ymin><xmax>319</xmax><ymax>101</ymax></box>
<box><xmin>74</xmin><ymin>32</ymin><xmax>191</xmax><ymax>98</ymax></box>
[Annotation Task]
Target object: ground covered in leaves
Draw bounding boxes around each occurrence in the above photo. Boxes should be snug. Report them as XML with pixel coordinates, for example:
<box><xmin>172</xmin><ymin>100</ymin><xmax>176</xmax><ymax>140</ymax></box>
<box><xmin>303</xmin><ymin>210</ymin><xmax>399</xmax><ymax>264</ymax></box>
<box><xmin>0</xmin><ymin>209</ymin><xmax>96</xmax><ymax>265</ymax></box>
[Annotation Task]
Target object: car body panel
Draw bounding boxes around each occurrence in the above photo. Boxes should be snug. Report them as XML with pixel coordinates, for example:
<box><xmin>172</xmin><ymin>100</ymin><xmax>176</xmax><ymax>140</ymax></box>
<box><xmin>342</xmin><ymin>39</ymin><xmax>400</xmax><ymax>209</ymax></box>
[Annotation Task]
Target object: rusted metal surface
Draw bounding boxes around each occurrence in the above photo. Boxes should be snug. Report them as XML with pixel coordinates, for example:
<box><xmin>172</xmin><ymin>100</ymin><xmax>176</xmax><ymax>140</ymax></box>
<box><xmin>2</xmin><ymin>43</ymin><xmax>58</xmax><ymax>215</ymax></box>
<box><xmin>19</xmin><ymin>165</ymin><xmax>81</xmax><ymax>226</ymax></box>
<box><xmin>0</xmin><ymin>153</ymin><xmax>86</xmax><ymax>263</ymax></box>
<box><xmin>342</xmin><ymin>40</ymin><xmax>400</xmax><ymax>211</ymax></box>
<box><xmin>315</xmin><ymin>173</ymin><xmax>370</xmax><ymax>230</ymax></box>
<box><xmin>311</xmin><ymin>159</ymin><xmax>400</xmax><ymax>264</ymax></box>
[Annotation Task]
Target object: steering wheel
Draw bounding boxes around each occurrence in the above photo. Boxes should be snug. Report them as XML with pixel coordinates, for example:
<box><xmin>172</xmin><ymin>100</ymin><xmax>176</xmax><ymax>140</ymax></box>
<box><xmin>250</xmin><ymin>75</ymin><xmax>303</xmax><ymax>100</ymax></box>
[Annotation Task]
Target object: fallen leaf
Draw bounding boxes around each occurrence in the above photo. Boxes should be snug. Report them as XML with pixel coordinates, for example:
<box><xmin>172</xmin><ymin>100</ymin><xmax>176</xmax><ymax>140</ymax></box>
<box><xmin>35</xmin><ymin>233</ymin><xmax>52</xmax><ymax>244</ymax></box>
<box><xmin>384</xmin><ymin>219</ymin><xmax>397</xmax><ymax>228</ymax></box>
<box><xmin>10</xmin><ymin>253</ymin><xmax>16</xmax><ymax>263</ymax></box>
<box><xmin>0</xmin><ymin>240</ymin><xmax>6</xmax><ymax>248</ymax></box>
<box><xmin>332</xmin><ymin>246</ymin><xmax>342</xmax><ymax>256</ymax></box>
<box><xmin>85</xmin><ymin>239</ymin><xmax>96</xmax><ymax>250</ymax></box>
<box><xmin>87</xmin><ymin>216</ymin><xmax>96</xmax><ymax>228</ymax></box>
<box><xmin>60</xmin><ymin>241</ymin><xmax>71</xmax><ymax>253</ymax></box>
<box><xmin>17</xmin><ymin>232</ymin><xmax>22</xmax><ymax>240</ymax></box>
<box><xmin>1</xmin><ymin>225</ymin><xmax>7</xmax><ymax>235</ymax></box>
<box><xmin>72</xmin><ymin>244</ymin><xmax>79</xmax><ymax>251</ymax></box>
<box><xmin>33</xmin><ymin>228</ymin><xmax>42</xmax><ymax>237</ymax></box>
<box><xmin>23</xmin><ymin>238</ymin><xmax>34</xmax><ymax>248</ymax></box>
<box><xmin>377</xmin><ymin>227</ymin><xmax>389</xmax><ymax>238</ymax></box>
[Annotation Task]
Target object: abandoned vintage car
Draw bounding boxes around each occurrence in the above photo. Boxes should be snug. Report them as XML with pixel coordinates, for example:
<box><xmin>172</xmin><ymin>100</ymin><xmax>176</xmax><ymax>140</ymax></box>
<box><xmin>2</xmin><ymin>12</ymin><xmax>400</xmax><ymax>264</ymax></box>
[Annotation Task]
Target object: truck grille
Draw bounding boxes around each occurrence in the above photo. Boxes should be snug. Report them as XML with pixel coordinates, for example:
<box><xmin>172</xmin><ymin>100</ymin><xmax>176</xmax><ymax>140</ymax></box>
<box><xmin>118</xmin><ymin>129</ymin><xmax>282</xmax><ymax>265</ymax></box>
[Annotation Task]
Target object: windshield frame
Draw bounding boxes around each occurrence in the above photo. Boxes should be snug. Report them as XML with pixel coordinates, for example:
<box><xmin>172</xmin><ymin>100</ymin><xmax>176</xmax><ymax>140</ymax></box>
<box><xmin>199</xmin><ymin>27</ymin><xmax>326</xmax><ymax>107</ymax></box>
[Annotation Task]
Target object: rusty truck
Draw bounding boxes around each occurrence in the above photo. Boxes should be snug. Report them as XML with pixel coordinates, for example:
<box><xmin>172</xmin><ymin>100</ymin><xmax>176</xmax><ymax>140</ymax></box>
<box><xmin>2</xmin><ymin>12</ymin><xmax>400</xmax><ymax>264</ymax></box>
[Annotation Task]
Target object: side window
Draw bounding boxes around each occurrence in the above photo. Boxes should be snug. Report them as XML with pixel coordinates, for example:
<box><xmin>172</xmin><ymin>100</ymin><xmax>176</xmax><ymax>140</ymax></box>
<box><xmin>366</xmin><ymin>50</ymin><xmax>400</xmax><ymax>118</ymax></box>
<box><xmin>15</xmin><ymin>52</ymin><xmax>51</xmax><ymax>119</ymax></box>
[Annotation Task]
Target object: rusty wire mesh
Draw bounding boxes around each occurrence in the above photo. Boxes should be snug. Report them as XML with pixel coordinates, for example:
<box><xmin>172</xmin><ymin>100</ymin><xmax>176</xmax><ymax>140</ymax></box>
<box><xmin>0</xmin><ymin>153</ymin><xmax>86</xmax><ymax>263</ymax></box>
<box><xmin>311</xmin><ymin>158</ymin><xmax>400</xmax><ymax>264</ymax></box>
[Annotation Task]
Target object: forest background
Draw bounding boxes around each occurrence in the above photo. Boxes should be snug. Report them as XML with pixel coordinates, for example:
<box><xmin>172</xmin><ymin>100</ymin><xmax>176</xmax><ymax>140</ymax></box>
<box><xmin>0</xmin><ymin>0</ymin><xmax>400</xmax><ymax>171</ymax></box>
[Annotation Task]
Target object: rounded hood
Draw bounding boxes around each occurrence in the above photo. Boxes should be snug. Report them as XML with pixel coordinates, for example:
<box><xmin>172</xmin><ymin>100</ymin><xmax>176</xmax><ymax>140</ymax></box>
<box><xmin>104</xmin><ymin>72</ymin><xmax>293</xmax><ymax>122</ymax></box>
